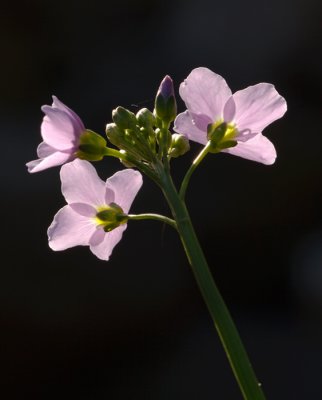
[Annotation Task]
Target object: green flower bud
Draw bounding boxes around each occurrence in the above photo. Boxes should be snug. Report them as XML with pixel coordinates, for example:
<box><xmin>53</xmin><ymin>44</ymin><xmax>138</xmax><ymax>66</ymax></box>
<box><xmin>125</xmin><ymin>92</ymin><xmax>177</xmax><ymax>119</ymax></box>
<box><xmin>105</xmin><ymin>123</ymin><xmax>124</xmax><ymax>148</ymax></box>
<box><xmin>112</xmin><ymin>106</ymin><xmax>137</xmax><ymax>130</ymax></box>
<box><xmin>168</xmin><ymin>134</ymin><xmax>190</xmax><ymax>158</ymax></box>
<box><xmin>77</xmin><ymin>130</ymin><xmax>107</xmax><ymax>161</ymax></box>
<box><xmin>136</xmin><ymin>108</ymin><xmax>156</xmax><ymax>128</ymax></box>
<box><xmin>154</xmin><ymin>75</ymin><xmax>177</xmax><ymax>124</ymax></box>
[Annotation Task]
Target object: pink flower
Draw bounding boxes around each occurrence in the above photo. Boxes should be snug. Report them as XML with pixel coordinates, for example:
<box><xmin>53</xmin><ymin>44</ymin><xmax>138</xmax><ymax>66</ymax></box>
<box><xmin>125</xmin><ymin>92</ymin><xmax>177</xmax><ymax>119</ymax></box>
<box><xmin>48</xmin><ymin>159</ymin><xmax>143</xmax><ymax>261</ymax></box>
<box><xmin>26</xmin><ymin>96</ymin><xmax>86</xmax><ymax>173</ymax></box>
<box><xmin>174</xmin><ymin>67</ymin><xmax>287</xmax><ymax>164</ymax></box>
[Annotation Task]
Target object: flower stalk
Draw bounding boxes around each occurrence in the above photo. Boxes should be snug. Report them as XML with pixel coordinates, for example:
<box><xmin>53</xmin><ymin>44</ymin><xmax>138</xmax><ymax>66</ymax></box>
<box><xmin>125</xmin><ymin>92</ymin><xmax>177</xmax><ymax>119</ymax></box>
<box><xmin>159</xmin><ymin>167</ymin><xmax>266</xmax><ymax>400</ymax></box>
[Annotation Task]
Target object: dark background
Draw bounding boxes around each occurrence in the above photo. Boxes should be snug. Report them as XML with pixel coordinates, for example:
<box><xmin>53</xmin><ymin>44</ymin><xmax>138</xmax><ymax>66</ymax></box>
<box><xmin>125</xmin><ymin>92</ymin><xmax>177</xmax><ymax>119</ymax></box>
<box><xmin>1</xmin><ymin>0</ymin><xmax>322</xmax><ymax>398</ymax></box>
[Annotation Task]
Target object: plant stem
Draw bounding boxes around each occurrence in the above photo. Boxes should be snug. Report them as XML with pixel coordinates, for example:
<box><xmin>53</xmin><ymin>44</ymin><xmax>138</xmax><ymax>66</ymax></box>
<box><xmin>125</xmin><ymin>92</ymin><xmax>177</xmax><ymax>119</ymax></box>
<box><xmin>160</xmin><ymin>169</ymin><xmax>266</xmax><ymax>400</ymax></box>
<box><xmin>179</xmin><ymin>141</ymin><xmax>212</xmax><ymax>200</ymax></box>
<box><xmin>127</xmin><ymin>213</ymin><xmax>177</xmax><ymax>230</ymax></box>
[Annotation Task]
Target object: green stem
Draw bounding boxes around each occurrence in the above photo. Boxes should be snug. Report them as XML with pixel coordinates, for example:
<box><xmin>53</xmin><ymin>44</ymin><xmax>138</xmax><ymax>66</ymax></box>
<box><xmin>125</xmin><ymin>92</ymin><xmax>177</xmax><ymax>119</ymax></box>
<box><xmin>179</xmin><ymin>141</ymin><xmax>212</xmax><ymax>200</ymax></box>
<box><xmin>127</xmin><ymin>213</ymin><xmax>177</xmax><ymax>230</ymax></box>
<box><xmin>160</xmin><ymin>169</ymin><xmax>266</xmax><ymax>400</ymax></box>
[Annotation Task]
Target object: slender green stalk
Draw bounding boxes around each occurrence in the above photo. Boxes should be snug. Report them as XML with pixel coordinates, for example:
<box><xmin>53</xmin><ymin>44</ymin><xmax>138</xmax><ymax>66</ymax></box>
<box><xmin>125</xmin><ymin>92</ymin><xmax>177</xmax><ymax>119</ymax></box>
<box><xmin>160</xmin><ymin>169</ymin><xmax>266</xmax><ymax>400</ymax></box>
<box><xmin>127</xmin><ymin>213</ymin><xmax>177</xmax><ymax>230</ymax></box>
<box><xmin>179</xmin><ymin>141</ymin><xmax>212</xmax><ymax>200</ymax></box>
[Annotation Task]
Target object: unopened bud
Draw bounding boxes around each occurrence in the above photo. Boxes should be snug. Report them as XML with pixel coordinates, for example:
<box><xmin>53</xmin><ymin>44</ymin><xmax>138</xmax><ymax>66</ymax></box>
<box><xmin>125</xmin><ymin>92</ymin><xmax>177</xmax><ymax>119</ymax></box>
<box><xmin>154</xmin><ymin>75</ymin><xmax>177</xmax><ymax>124</ymax></box>
<box><xmin>136</xmin><ymin>108</ymin><xmax>155</xmax><ymax>128</ymax></box>
<box><xmin>105</xmin><ymin>123</ymin><xmax>124</xmax><ymax>148</ymax></box>
<box><xmin>112</xmin><ymin>106</ymin><xmax>137</xmax><ymax>130</ymax></box>
<box><xmin>169</xmin><ymin>134</ymin><xmax>190</xmax><ymax>158</ymax></box>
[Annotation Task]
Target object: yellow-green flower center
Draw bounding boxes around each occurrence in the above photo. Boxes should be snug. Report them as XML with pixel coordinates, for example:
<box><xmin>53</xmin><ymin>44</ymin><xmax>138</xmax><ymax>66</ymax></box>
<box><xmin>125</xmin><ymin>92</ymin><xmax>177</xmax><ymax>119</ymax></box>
<box><xmin>207</xmin><ymin>120</ymin><xmax>238</xmax><ymax>152</ymax></box>
<box><xmin>94</xmin><ymin>203</ymin><xmax>127</xmax><ymax>232</ymax></box>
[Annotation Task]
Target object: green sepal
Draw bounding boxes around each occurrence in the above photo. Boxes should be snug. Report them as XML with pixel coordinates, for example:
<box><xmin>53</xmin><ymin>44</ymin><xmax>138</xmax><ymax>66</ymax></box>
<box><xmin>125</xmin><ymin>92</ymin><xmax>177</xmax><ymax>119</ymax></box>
<box><xmin>77</xmin><ymin>130</ymin><xmax>107</xmax><ymax>161</ymax></box>
<box><xmin>207</xmin><ymin>122</ymin><xmax>227</xmax><ymax>142</ymax></box>
<box><xmin>155</xmin><ymin>95</ymin><xmax>177</xmax><ymax>124</ymax></box>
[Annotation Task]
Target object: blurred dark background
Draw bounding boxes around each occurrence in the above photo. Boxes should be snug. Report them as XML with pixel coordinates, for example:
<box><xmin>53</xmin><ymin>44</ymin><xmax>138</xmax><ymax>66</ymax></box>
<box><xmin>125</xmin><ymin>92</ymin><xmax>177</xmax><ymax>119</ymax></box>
<box><xmin>1</xmin><ymin>0</ymin><xmax>322</xmax><ymax>398</ymax></box>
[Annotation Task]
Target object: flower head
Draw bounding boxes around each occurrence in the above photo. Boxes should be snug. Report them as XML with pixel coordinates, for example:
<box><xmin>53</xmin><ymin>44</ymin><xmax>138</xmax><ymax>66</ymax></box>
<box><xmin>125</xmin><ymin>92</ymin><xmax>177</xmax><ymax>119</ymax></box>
<box><xmin>48</xmin><ymin>159</ymin><xmax>143</xmax><ymax>261</ymax></box>
<box><xmin>26</xmin><ymin>96</ymin><xmax>86</xmax><ymax>173</ymax></box>
<box><xmin>174</xmin><ymin>67</ymin><xmax>287</xmax><ymax>164</ymax></box>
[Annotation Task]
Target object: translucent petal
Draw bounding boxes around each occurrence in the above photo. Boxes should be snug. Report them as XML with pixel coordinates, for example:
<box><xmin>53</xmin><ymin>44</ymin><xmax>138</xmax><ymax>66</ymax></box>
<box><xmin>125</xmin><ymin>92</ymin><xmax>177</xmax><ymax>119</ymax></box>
<box><xmin>60</xmin><ymin>159</ymin><xmax>106</xmax><ymax>206</ymax></box>
<box><xmin>48</xmin><ymin>205</ymin><xmax>96</xmax><ymax>250</ymax></box>
<box><xmin>232</xmin><ymin>83</ymin><xmax>287</xmax><ymax>133</ymax></box>
<box><xmin>105</xmin><ymin>169</ymin><xmax>143</xmax><ymax>213</ymax></box>
<box><xmin>174</xmin><ymin>111</ymin><xmax>207</xmax><ymax>145</ymax></box>
<box><xmin>90</xmin><ymin>225</ymin><xmax>127</xmax><ymax>261</ymax></box>
<box><xmin>179</xmin><ymin>67</ymin><xmax>232</xmax><ymax>121</ymax></box>
<box><xmin>26</xmin><ymin>151</ymin><xmax>73</xmax><ymax>173</ymax></box>
<box><xmin>223</xmin><ymin>134</ymin><xmax>277</xmax><ymax>165</ymax></box>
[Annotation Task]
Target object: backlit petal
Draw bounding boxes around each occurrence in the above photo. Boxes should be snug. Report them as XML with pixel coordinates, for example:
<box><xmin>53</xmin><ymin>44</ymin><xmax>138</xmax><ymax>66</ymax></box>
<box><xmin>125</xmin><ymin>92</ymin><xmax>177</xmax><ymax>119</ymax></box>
<box><xmin>105</xmin><ymin>169</ymin><xmax>143</xmax><ymax>213</ymax></box>
<box><xmin>26</xmin><ymin>151</ymin><xmax>73</xmax><ymax>173</ymax></box>
<box><xmin>224</xmin><ymin>134</ymin><xmax>277</xmax><ymax>165</ymax></box>
<box><xmin>90</xmin><ymin>225</ymin><xmax>127</xmax><ymax>261</ymax></box>
<box><xmin>174</xmin><ymin>111</ymin><xmax>207</xmax><ymax>145</ymax></box>
<box><xmin>60</xmin><ymin>159</ymin><xmax>106</xmax><ymax>206</ymax></box>
<box><xmin>232</xmin><ymin>83</ymin><xmax>287</xmax><ymax>133</ymax></box>
<box><xmin>179</xmin><ymin>67</ymin><xmax>232</xmax><ymax>121</ymax></box>
<box><xmin>41</xmin><ymin>106</ymin><xmax>81</xmax><ymax>150</ymax></box>
<box><xmin>48</xmin><ymin>205</ymin><xmax>96</xmax><ymax>250</ymax></box>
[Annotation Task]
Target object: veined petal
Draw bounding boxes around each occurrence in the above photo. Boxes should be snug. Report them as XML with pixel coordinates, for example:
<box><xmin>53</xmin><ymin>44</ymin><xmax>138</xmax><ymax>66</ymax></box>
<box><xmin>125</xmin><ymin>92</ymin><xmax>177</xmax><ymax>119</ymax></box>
<box><xmin>223</xmin><ymin>133</ymin><xmax>277</xmax><ymax>165</ymax></box>
<box><xmin>26</xmin><ymin>151</ymin><xmax>73</xmax><ymax>173</ymax></box>
<box><xmin>174</xmin><ymin>111</ymin><xmax>207</xmax><ymax>145</ymax></box>
<box><xmin>60</xmin><ymin>159</ymin><xmax>106</xmax><ymax>206</ymax></box>
<box><xmin>48</xmin><ymin>205</ymin><xmax>96</xmax><ymax>250</ymax></box>
<box><xmin>41</xmin><ymin>106</ymin><xmax>82</xmax><ymax>150</ymax></box>
<box><xmin>90</xmin><ymin>225</ymin><xmax>127</xmax><ymax>261</ymax></box>
<box><xmin>232</xmin><ymin>83</ymin><xmax>287</xmax><ymax>133</ymax></box>
<box><xmin>52</xmin><ymin>96</ymin><xmax>85</xmax><ymax>133</ymax></box>
<box><xmin>105</xmin><ymin>169</ymin><xmax>143</xmax><ymax>213</ymax></box>
<box><xmin>179</xmin><ymin>67</ymin><xmax>232</xmax><ymax>121</ymax></box>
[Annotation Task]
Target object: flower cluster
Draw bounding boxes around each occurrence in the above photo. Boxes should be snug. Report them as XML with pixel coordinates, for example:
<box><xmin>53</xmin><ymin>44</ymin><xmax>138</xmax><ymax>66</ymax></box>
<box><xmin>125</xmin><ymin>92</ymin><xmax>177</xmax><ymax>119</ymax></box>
<box><xmin>27</xmin><ymin>67</ymin><xmax>286</xmax><ymax>260</ymax></box>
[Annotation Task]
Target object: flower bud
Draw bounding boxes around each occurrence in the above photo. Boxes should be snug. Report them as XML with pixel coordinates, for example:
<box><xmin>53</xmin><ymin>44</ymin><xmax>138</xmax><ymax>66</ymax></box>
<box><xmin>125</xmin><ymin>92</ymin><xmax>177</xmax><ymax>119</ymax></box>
<box><xmin>154</xmin><ymin>75</ymin><xmax>177</xmax><ymax>124</ymax></box>
<box><xmin>168</xmin><ymin>134</ymin><xmax>190</xmax><ymax>158</ymax></box>
<box><xmin>112</xmin><ymin>106</ymin><xmax>137</xmax><ymax>130</ymax></box>
<box><xmin>136</xmin><ymin>108</ymin><xmax>155</xmax><ymax>128</ymax></box>
<box><xmin>77</xmin><ymin>130</ymin><xmax>107</xmax><ymax>161</ymax></box>
<box><xmin>105</xmin><ymin>123</ymin><xmax>124</xmax><ymax>148</ymax></box>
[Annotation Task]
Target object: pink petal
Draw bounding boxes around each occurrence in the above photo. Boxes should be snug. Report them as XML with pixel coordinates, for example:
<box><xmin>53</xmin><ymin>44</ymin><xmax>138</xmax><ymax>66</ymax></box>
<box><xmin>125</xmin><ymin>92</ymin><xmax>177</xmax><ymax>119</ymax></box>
<box><xmin>223</xmin><ymin>134</ymin><xmax>277</xmax><ymax>165</ymax></box>
<box><xmin>90</xmin><ymin>225</ymin><xmax>127</xmax><ymax>261</ymax></box>
<box><xmin>41</xmin><ymin>106</ymin><xmax>82</xmax><ymax>150</ymax></box>
<box><xmin>60</xmin><ymin>159</ymin><xmax>106</xmax><ymax>206</ymax></box>
<box><xmin>174</xmin><ymin>111</ymin><xmax>207</xmax><ymax>145</ymax></box>
<box><xmin>232</xmin><ymin>83</ymin><xmax>287</xmax><ymax>133</ymax></box>
<box><xmin>105</xmin><ymin>169</ymin><xmax>143</xmax><ymax>213</ymax></box>
<box><xmin>70</xmin><ymin>203</ymin><xmax>96</xmax><ymax>217</ymax></box>
<box><xmin>89</xmin><ymin>229</ymin><xmax>105</xmax><ymax>247</ymax></box>
<box><xmin>179</xmin><ymin>67</ymin><xmax>232</xmax><ymax>121</ymax></box>
<box><xmin>37</xmin><ymin>141</ymin><xmax>56</xmax><ymax>157</ymax></box>
<box><xmin>52</xmin><ymin>96</ymin><xmax>85</xmax><ymax>133</ymax></box>
<box><xmin>26</xmin><ymin>151</ymin><xmax>73</xmax><ymax>173</ymax></box>
<box><xmin>48</xmin><ymin>205</ymin><xmax>96</xmax><ymax>250</ymax></box>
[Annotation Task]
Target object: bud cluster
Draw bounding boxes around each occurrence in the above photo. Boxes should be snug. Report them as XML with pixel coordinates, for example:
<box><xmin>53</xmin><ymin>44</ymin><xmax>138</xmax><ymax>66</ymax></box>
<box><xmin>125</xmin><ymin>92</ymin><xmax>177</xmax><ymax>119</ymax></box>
<box><xmin>106</xmin><ymin>106</ymin><xmax>158</xmax><ymax>164</ymax></box>
<box><xmin>105</xmin><ymin>75</ymin><xmax>189</xmax><ymax>166</ymax></box>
